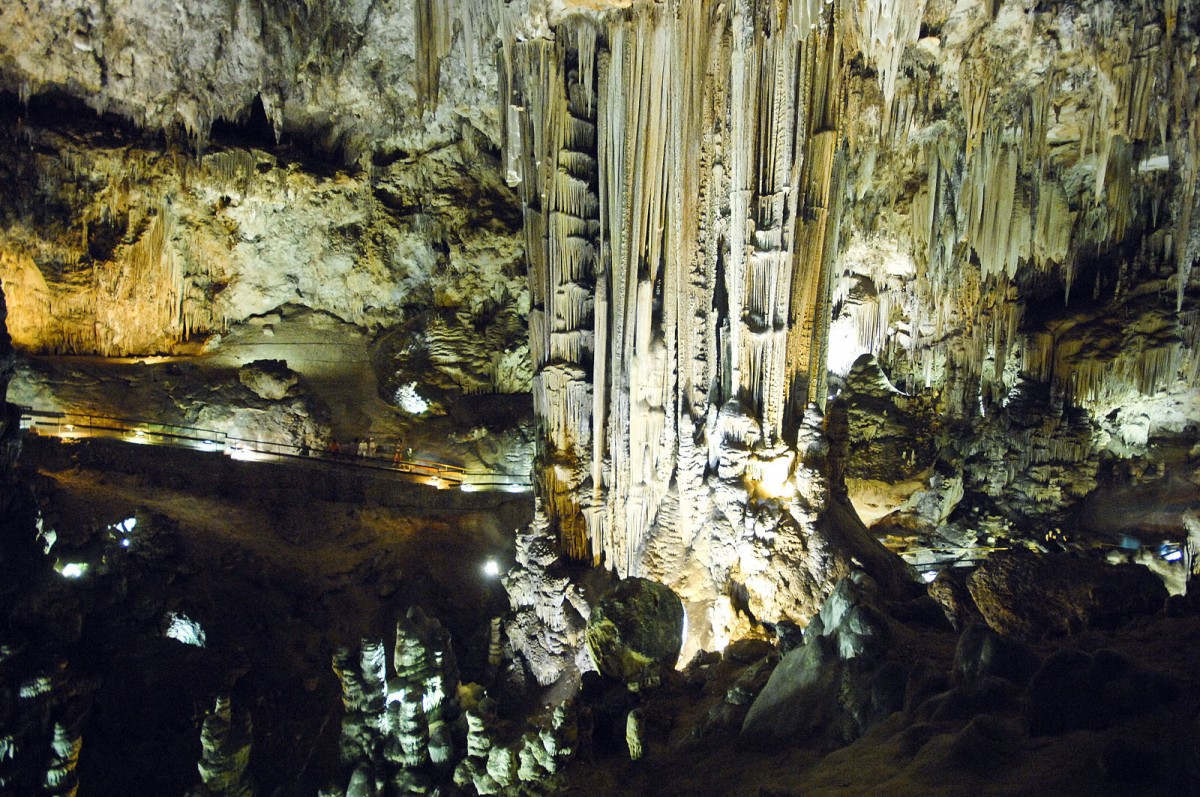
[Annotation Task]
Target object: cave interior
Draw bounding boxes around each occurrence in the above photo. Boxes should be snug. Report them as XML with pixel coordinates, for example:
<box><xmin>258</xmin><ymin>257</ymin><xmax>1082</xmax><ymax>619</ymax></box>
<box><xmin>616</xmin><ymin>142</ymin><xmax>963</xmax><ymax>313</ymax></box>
<box><xmin>0</xmin><ymin>1</ymin><xmax>1199</xmax><ymax>796</ymax></box>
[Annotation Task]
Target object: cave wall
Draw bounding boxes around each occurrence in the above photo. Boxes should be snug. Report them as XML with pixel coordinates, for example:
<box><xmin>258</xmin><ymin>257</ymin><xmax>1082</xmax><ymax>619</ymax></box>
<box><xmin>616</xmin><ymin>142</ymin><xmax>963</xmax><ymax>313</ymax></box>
<box><xmin>0</xmin><ymin>0</ymin><xmax>507</xmax><ymax>157</ymax></box>
<box><xmin>837</xmin><ymin>0</ymin><xmax>1200</xmax><ymax>419</ymax></box>
<box><xmin>0</xmin><ymin>122</ymin><xmax>527</xmax><ymax>386</ymax></box>
<box><xmin>510</xmin><ymin>2</ymin><xmax>841</xmax><ymax>571</ymax></box>
<box><xmin>0</xmin><ymin>1</ymin><xmax>531</xmax><ymax>401</ymax></box>
<box><xmin>830</xmin><ymin>0</ymin><xmax>1200</xmax><ymax>534</ymax></box>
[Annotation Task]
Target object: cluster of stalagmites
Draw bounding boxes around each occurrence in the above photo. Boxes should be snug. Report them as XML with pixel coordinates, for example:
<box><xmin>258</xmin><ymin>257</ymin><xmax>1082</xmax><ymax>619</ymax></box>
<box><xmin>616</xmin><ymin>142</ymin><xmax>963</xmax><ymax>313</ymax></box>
<box><xmin>454</xmin><ymin>691</ymin><xmax>576</xmax><ymax>795</ymax></box>
<box><xmin>327</xmin><ymin>607</ymin><xmax>576</xmax><ymax>796</ymax></box>
<box><xmin>187</xmin><ymin>696</ymin><xmax>255</xmax><ymax>797</ymax></box>
<box><xmin>0</xmin><ymin>546</ymin><xmax>90</xmax><ymax>797</ymax></box>
<box><xmin>501</xmin><ymin>507</ymin><xmax>593</xmax><ymax>688</ymax></box>
<box><xmin>0</xmin><ymin>667</ymin><xmax>87</xmax><ymax>797</ymax></box>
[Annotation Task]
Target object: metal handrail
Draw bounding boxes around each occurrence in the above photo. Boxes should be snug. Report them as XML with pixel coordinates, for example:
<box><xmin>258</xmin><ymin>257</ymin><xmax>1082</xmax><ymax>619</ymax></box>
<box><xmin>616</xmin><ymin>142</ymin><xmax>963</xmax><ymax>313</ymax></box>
<box><xmin>18</xmin><ymin>406</ymin><xmax>532</xmax><ymax>491</ymax></box>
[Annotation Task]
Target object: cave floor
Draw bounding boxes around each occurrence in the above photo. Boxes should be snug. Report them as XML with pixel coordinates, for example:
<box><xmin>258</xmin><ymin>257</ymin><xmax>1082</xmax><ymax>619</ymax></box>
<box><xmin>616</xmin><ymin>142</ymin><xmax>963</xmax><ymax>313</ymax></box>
<box><xmin>559</xmin><ymin>612</ymin><xmax>1200</xmax><ymax>797</ymax></box>
<box><xmin>20</xmin><ymin>444</ymin><xmax>528</xmax><ymax>796</ymax></box>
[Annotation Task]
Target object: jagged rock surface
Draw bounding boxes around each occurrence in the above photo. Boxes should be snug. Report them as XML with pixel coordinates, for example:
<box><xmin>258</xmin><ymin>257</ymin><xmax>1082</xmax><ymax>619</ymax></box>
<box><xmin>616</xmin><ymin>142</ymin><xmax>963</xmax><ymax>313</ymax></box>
<box><xmin>0</xmin><ymin>0</ymin><xmax>507</xmax><ymax>158</ymax></box>
<box><xmin>740</xmin><ymin>571</ymin><xmax>911</xmax><ymax>749</ymax></box>
<box><xmin>502</xmin><ymin>509</ymin><xmax>592</xmax><ymax>687</ymax></box>
<box><xmin>453</xmin><ymin>686</ymin><xmax>577</xmax><ymax>795</ymax></box>
<box><xmin>0</xmin><ymin>119</ymin><xmax>527</xmax><ymax>392</ymax></box>
<box><xmin>237</xmin><ymin>359</ymin><xmax>298</xmax><ymax>401</ymax></box>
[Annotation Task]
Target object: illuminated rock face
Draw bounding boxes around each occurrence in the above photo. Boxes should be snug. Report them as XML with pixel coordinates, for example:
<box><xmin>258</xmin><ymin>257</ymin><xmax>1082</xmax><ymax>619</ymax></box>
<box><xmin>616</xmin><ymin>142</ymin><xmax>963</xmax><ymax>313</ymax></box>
<box><xmin>0</xmin><ymin>123</ymin><xmax>528</xmax><ymax>392</ymax></box>
<box><xmin>190</xmin><ymin>696</ymin><xmax>254</xmax><ymax>797</ymax></box>
<box><xmin>0</xmin><ymin>282</ymin><xmax>16</xmax><ymax>472</ymax></box>
<box><xmin>827</xmin><ymin>0</ymin><xmax>1200</xmax><ymax>560</ymax></box>
<box><xmin>330</xmin><ymin>608</ymin><xmax>461</xmax><ymax>796</ymax></box>
<box><xmin>504</xmin><ymin>0</ymin><xmax>1200</xmax><ymax>665</ymax></box>
<box><xmin>834</xmin><ymin>0</ymin><xmax>1200</xmax><ymax>442</ymax></box>
<box><xmin>0</xmin><ymin>0</ymin><xmax>503</xmax><ymax>158</ymax></box>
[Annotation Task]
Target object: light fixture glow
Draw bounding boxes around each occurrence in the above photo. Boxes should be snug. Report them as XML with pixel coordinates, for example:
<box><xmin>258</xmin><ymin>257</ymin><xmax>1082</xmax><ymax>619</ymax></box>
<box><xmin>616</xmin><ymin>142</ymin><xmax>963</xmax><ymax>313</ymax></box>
<box><xmin>1160</xmin><ymin>543</ymin><xmax>1184</xmax><ymax>562</ymax></box>
<box><xmin>57</xmin><ymin>563</ymin><xmax>88</xmax><ymax>579</ymax></box>
<box><xmin>483</xmin><ymin>559</ymin><xmax>500</xmax><ymax>577</ymax></box>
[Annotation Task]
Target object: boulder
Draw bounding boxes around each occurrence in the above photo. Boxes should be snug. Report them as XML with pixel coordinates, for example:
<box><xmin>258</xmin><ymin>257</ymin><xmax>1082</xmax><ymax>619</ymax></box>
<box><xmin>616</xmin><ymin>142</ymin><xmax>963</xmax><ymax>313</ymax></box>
<box><xmin>952</xmin><ymin>623</ymin><xmax>1038</xmax><ymax>688</ymax></box>
<box><xmin>740</xmin><ymin>572</ymin><xmax>904</xmax><ymax>749</ymax></box>
<box><xmin>927</xmin><ymin>568</ymin><xmax>985</xmax><ymax>632</ymax></box>
<box><xmin>238</xmin><ymin>359</ymin><xmax>299</xmax><ymax>400</ymax></box>
<box><xmin>723</xmin><ymin>638</ymin><xmax>776</xmax><ymax>665</ymax></box>
<box><xmin>585</xmin><ymin>578</ymin><xmax>684</xmax><ymax>686</ymax></box>
<box><xmin>967</xmin><ymin>549</ymin><xmax>1167</xmax><ymax>639</ymax></box>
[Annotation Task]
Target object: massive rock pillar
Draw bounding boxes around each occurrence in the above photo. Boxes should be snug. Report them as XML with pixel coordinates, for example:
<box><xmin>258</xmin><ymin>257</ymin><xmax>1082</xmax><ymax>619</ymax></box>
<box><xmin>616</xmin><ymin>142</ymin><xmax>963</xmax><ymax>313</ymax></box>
<box><xmin>506</xmin><ymin>1</ymin><xmax>898</xmax><ymax>667</ymax></box>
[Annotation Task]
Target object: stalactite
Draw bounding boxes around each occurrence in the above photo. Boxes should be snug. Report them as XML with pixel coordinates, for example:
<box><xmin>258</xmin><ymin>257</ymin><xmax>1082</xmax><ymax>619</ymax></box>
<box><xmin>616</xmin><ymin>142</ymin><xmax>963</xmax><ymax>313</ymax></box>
<box><xmin>514</xmin><ymin>0</ymin><xmax>847</xmax><ymax>583</ymax></box>
<box><xmin>415</xmin><ymin>0</ymin><xmax>455</xmax><ymax>114</ymax></box>
<box><xmin>851</xmin><ymin>0</ymin><xmax>930</xmax><ymax>120</ymax></box>
<box><xmin>838</xmin><ymin>0</ymin><xmax>1200</xmax><ymax>421</ymax></box>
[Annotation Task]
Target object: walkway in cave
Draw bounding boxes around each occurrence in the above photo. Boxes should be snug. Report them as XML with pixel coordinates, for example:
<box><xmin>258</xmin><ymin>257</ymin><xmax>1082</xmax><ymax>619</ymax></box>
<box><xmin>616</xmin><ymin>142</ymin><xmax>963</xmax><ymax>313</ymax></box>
<box><xmin>19</xmin><ymin>406</ymin><xmax>531</xmax><ymax>492</ymax></box>
<box><xmin>8</xmin><ymin>308</ymin><xmax>536</xmax><ymax>481</ymax></box>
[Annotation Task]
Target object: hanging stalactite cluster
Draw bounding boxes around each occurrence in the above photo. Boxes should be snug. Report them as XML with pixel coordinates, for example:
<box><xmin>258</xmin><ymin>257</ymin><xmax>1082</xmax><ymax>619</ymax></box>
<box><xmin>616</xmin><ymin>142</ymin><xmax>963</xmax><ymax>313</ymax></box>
<box><xmin>838</xmin><ymin>0</ymin><xmax>1200</xmax><ymax>421</ymax></box>
<box><xmin>510</xmin><ymin>0</ymin><xmax>848</xmax><ymax>579</ymax></box>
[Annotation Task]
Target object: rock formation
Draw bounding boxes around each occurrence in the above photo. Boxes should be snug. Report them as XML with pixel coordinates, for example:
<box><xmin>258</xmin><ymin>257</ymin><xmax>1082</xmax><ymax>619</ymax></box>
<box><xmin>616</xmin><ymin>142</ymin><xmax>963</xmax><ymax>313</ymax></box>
<box><xmin>585</xmin><ymin>577</ymin><xmax>684</xmax><ymax>687</ymax></box>
<box><xmin>330</xmin><ymin>607</ymin><xmax>579</xmax><ymax>796</ymax></box>
<box><xmin>741</xmin><ymin>570</ymin><xmax>909</xmax><ymax>749</ymax></box>
<box><xmin>188</xmin><ymin>696</ymin><xmax>255</xmax><ymax>797</ymax></box>
<box><xmin>453</xmin><ymin>687</ymin><xmax>577</xmax><ymax>795</ymax></box>
<box><xmin>509</xmin><ymin>1</ymin><xmax>866</xmax><ymax>658</ymax></box>
<box><xmin>330</xmin><ymin>608</ymin><xmax>461</xmax><ymax>795</ymax></box>
<box><xmin>237</xmin><ymin>359</ymin><xmax>298</xmax><ymax>401</ymax></box>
